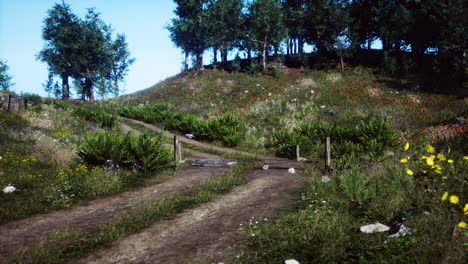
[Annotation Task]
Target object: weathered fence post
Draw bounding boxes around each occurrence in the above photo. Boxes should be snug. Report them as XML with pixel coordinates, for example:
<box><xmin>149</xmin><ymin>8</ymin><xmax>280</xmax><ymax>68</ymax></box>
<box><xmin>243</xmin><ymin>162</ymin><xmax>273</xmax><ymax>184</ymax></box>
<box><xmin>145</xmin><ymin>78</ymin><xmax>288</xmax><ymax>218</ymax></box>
<box><xmin>178</xmin><ymin>142</ymin><xmax>183</xmax><ymax>160</ymax></box>
<box><xmin>174</xmin><ymin>135</ymin><xmax>180</xmax><ymax>161</ymax></box>
<box><xmin>325</xmin><ymin>137</ymin><xmax>331</xmax><ymax>172</ymax></box>
<box><xmin>296</xmin><ymin>145</ymin><xmax>300</xmax><ymax>161</ymax></box>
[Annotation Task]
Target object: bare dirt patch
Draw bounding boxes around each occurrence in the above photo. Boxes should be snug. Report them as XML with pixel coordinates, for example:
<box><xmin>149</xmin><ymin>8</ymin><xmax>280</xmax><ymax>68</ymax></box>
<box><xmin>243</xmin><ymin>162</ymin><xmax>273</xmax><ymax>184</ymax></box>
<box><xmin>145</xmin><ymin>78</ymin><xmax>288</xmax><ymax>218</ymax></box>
<box><xmin>0</xmin><ymin>167</ymin><xmax>228</xmax><ymax>263</ymax></box>
<box><xmin>72</xmin><ymin>167</ymin><xmax>308</xmax><ymax>264</ymax></box>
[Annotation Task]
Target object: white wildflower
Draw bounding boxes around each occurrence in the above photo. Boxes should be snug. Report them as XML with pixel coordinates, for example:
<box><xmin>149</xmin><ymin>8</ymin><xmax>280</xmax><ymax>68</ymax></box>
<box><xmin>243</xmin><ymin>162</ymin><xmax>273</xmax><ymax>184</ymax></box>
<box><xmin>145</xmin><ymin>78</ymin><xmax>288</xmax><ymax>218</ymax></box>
<box><xmin>185</xmin><ymin>134</ymin><xmax>195</xmax><ymax>139</ymax></box>
<box><xmin>285</xmin><ymin>260</ymin><xmax>300</xmax><ymax>264</ymax></box>
<box><xmin>320</xmin><ymin>105</ymin><xmax>326</xmax><ymax>109</ymax></box>
<box><xmin>3</xmin><ymin>185</ymin><xmax>16</xmax><ymax>193</ymax></box>
<box><xmin>245</xmin><ymin>90</ymin><xmax>249</xmax><ymax>93</ymax></box>
<box><xmin>288</xmin><ymin>168</ymin><xmax>296</xmax><ymax>174</ymax></box>
<box><xmin>262</xmin><ymin>165</ymin><xmax>269</xmax><ymax>170</ymax></box>
<box><xmin>321</xmin><ymin>176</ymin><xmax>331</xmax><ymax>183</ymax></box>
<box><xmin>227</xmin><ymin>162</ymin><xmax>237</xmax><ymax>166</ymax></box>
<box><xmin>268</xmin><ymin>92</ymin><xmax>272</xmax><ymax>96</ymax></box>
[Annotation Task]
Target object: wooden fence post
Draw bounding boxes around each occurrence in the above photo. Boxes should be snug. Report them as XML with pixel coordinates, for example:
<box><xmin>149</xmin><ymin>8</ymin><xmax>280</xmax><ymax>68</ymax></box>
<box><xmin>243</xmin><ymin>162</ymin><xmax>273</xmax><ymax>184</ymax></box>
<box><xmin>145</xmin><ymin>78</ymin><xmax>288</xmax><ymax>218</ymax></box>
<box><xmin>325</xmin><ymin>137</ymin><xmax>331</xmax><ymax>171</ymax></box>
<box><xmin>296</xmin><ymin>145</ymin><xmax>300</xmax><ymax>161</ymax></box>
<box><xmin>178</xmin><ymin>142</ymin><xmax>183</xmax><ymax>160</ymax></box>
<box><xmin>174</xmin><ymin>135</ymin><xmax>180</xmax><ymax>161</ymax></box>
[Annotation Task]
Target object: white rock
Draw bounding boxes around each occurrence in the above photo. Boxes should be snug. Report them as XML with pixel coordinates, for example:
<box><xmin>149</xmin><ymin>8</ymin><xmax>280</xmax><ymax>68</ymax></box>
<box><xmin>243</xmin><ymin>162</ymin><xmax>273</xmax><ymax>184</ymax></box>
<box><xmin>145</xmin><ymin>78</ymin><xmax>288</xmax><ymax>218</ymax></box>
<box><xmin>288</xmin><ymin>168</ymin><xmax>295</xmax><ymax>174</ymax></box>
<box><xmin>185</xmin><ymin>134</ymin><xmax>195</xmax><ymax>139</ymax></box>
<box><xmin>227</xmin><ymin>162</ymin><xmax>237</xmax><ymax>166</ymax></box>
<box><xmin>262</xmin><ymin>165</ymin><xmax>269</xmax><ymax>170</ymax></box>
<box><xmin>359</xmin><ymin>223</ymin><xmax>390</xmax><ymax>233</ymax></box>
<box><xmin>178</xmin><ymin>160</ymin><xmax>186</xmax><ymax>164</ymax></box>
<box><xmin>321</xmin><ymin>176</ymin><xmax>330</xmax><ymax>183</ymax></box>
<box><xmin>320</xmin><ymin>105</ymin><xmax>326</xmax><ymax>109</ymax></box>
<box><xmin>285</xmin><ymin>260</ymin><xmax>300</xmax><ymax>264</ymax></box>
<box><xmin>3</xmin><ymin>185</ymin><xmax>16</xmax><ymax>193</ymax></box>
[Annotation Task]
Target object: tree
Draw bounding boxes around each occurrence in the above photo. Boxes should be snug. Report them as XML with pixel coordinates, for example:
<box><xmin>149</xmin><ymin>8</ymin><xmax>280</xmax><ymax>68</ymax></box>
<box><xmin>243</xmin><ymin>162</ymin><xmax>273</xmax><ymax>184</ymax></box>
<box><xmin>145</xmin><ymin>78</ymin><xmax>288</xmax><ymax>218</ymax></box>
<box><xmin>109</xmin><ymin>34</ymin><xmax>135</xmax><ymax>97</ymax></box>
<box><xmin>73</xmin><ymin>8</ymin><xmax>114</xmax><ymax>101</ymax></box>
<box><xmin>0</xmin><ymin>60</ymin><xmax>14</xmax><ymax>91</ymax></box>
<box><xmin>205</xmin><ymin>0</ymin><xmax>243</xmax><ymax>66</ymax></box>
<box><xmin>303</xmin><ymin>0</ymin><xmax>349</xmax><ymax>56</ymax></box>
<box><xmin>282</xmin><ymin>0</ymin><xmax>306</xmax><ymax>55</ymax></box>
<box><xmin>38</xmin><ymin>2</ymin><xmax>81</xmax><ymax>99</ymax></box>
<box><xmin>247</xmin><ymin>0</ymin><xmax>287</xmax><ymax>72</ymax></box>
<box><xmin>168</xmin><ymin>0</ymin><xmax>210</xmax><ymax>71</ymax></box>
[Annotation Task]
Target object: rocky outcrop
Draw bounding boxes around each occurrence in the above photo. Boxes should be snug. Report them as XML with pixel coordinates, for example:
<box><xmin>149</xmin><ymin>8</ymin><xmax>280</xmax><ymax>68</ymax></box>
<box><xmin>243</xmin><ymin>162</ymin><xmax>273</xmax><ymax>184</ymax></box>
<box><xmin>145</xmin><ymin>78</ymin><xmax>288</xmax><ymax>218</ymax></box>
<box><xmin>0</xmin><ymin>93</ymin><xmax>27</xmax><ymax>112</ymax></box>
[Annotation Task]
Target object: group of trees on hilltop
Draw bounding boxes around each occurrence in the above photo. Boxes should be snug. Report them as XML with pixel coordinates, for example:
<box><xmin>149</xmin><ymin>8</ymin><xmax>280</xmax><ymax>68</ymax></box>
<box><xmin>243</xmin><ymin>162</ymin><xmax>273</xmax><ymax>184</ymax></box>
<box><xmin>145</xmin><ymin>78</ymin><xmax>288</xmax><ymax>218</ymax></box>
<box><xmin>38</xmin><ymin>2</ymin><xmax>135</xmax><ymax>101</ymax></box>
<box><xmin>168</xmin><ymin>0</ymin><xmax>466</xmax><ymax>89</ymax></box>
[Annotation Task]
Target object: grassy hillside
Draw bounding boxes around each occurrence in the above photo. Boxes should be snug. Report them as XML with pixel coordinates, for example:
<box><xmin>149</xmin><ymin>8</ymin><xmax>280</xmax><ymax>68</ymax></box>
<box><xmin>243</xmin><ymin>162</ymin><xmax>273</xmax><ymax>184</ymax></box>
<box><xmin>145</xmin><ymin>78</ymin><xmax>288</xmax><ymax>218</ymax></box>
<box><xmin>114</xmin><ymin>68</ymin><xmax>467</xmax><ymax>263</ymax></box>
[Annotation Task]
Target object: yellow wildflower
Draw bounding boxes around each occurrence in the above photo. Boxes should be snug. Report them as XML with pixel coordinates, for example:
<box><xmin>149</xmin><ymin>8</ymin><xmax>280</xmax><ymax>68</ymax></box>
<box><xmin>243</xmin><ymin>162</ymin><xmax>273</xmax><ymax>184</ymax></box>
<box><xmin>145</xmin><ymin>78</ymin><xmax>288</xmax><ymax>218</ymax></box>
<box><xmin>426</xmin><ymin>156</ymin><xmax>435</xmax><ymax>166</ymax></box>
<box><xmin>434</xmin><ymin>170</ymin><xmax>442</xmax><ymax>174</ymax></box>
<box><xmin>441</xmin><ymin>176</ymin><xmax>448</xmax><ymax>179</ymax></box>
<box><xmin>458</xmin><ymin>222</ymin><xmax>467</xmax><ymax>228</ymax></box>
<box><xmin>426</xmin><ymin>145</ymin><xmax>435</xmax><ymax>153</ymax></box>
<box><xmin>447</xmin><ymin>159</ymin><xmax>453</xmax><ymax>164</ymax></box>
<box><xmin>464</xmin><ymin>203</ymin><xmax>468</xmax><ymax>215</ymax></box>
<box><xmin>431</xmin><ymin>165</ymin><xmax>442</xmax><ymax>170</ymax></box>
<box><xmin>400</xmin><ymin>158</ymin><xmax>408</xmax><ymax>163</ymax></box>
<box><xmin>441</xmin><ymin>192</ymin><xmax>448</xmax><ymax>201</ymax></box>
<box><xmin>448</xmin><ymin>147</ymin><xmax>451</xmax><ymax>153</ymax></box>
<box><xmin>406</xmin><ymin>169</ymin><xmax>414</xmax><ymax>175</ymax></box>
<box><xmin>464</xmin><ymin>156</ymin><xmax>468</xmax><ymax>160</ymax></box>
<box><xmin>404</xmin><ymin>142</ymin><xmax>409</xmax><ymax>150</ymax></box>
<box><xmin>421</xmin><ymin>156</ymin><xmax>427</xmax><ymax>160</ymax></box>
<box><xmin>422</xmin><ymin>170</ymin><xmax>427</xmax><ymax>174</ymax></box>
<box><xmin>449</xmin><ymin>195</ymin><xmax>459</xmax><ymax>204</ymax></box>
<box><xmin>436</xmin><ymin>154</ymin><xmax>446</xmax><ymax>161</ymax></box>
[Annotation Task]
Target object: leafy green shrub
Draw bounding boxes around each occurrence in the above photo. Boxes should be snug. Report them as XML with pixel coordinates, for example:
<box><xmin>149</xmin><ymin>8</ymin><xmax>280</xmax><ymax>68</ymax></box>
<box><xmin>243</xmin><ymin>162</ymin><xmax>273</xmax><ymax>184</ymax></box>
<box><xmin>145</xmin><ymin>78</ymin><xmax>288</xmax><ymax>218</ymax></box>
<box><xmin>208</xmin><ymin>113</ymin><xmax>244</xmax><ymax>147</ymax></box>
<box><xmin>359</xmin><ymin>117</ymin><xmax>400</xmax><ymax>155</ymax></box>
<box><xmin>125</xmin><ymin>131</ymin><xmax>173</xmax><ymax>172</ymax></box>
<box><xmin>272</xmin><ymin>118</ymin><xmax>399</xmax><ymax>159</ymax></box>
<box><xmin>77</xmin><ymin>130</ymin><xmax>173</xmax><ymax>172</ymax></box>
<box><xmin>73</xmin><ymin>107</ymin><xmax>117</xmax><ymax>128</ymax></box>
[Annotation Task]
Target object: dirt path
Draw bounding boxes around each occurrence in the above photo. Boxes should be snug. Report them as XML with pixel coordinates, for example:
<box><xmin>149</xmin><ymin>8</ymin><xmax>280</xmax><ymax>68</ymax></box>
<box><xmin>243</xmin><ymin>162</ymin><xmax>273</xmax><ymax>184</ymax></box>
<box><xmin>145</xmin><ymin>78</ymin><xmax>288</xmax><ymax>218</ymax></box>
<box><xmin>0</xmin><ymin>167</ymin><xmax>228</xmax><ymax>263</ymax></box>
<box><xmin>72</xmin><ymin>168</ymin><xmax>308</xmax><ymax>264</ymax></box>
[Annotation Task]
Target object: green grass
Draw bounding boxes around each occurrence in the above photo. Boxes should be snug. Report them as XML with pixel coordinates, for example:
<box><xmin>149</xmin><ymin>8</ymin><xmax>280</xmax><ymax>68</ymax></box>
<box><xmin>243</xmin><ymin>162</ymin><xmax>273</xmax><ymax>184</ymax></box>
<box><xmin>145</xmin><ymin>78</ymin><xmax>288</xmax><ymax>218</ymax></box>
<box><xmin>11</xmin><ymin>161</ymin><xmax>256</xmax><ymax>264</ymax></box>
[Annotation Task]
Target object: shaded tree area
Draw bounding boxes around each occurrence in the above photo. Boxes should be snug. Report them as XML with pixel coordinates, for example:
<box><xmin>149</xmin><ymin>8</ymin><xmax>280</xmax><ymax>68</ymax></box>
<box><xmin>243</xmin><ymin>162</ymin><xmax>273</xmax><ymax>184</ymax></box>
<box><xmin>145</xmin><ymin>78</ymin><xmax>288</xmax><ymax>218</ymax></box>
<box><xmin>38</xmin><ymin>2</ymin><xmax>135</xmax><ymax>100</ymax></box>
<box><xmin>168</xmin><ymin>0</ymin><xmax>467</xmax><ymax>92</ymax></box>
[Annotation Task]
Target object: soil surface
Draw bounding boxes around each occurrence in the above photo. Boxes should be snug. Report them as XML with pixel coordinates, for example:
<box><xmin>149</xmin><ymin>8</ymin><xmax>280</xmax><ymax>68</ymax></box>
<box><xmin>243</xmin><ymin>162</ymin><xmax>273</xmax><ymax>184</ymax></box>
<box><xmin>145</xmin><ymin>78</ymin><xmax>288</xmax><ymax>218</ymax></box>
<box><xmin>72</xmin><ymin>168</ymin><xmax>308</xmax><ymax>264</ymax></box>
<box><xmin>0</xmin><ymin>167</ymin><xmax>228</xmax><ymax>263</ymax></box>
<box><xmin>0</xmin><ymin>119</ymin><xmax>309</xmax><ymax>264</ymax></box>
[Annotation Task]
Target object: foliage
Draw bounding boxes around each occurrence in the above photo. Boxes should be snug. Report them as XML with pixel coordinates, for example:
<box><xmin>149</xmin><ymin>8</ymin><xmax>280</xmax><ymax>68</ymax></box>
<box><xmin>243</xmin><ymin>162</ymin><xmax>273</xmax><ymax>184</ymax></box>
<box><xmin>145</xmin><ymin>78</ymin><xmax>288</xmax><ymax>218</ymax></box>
<box><xmin>0</xmin><ymin>59</ymin><xmax>14</xmax><ymax>90</ymax></box>
<box><xmin>208</xmin><ymin>112</ymin><xmax>245</xmax><ymax>147</ymax></box>
<box><xmin>77</xmin><ymin>130</ymin><xmax>173</xmax><ymax>172</ymax></box>
<box><xmin>72</xmin><ymin>106</ymin><xmax>118</xmax><ymax>128</ymax></box>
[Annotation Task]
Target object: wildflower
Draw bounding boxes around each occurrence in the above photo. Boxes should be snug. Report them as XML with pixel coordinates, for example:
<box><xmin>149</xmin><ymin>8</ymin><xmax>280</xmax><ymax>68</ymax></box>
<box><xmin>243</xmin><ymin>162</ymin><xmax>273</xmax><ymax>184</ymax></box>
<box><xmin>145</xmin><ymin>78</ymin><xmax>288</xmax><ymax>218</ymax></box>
<box><xmin>458</xmin><ymin>222</ymin><xmax>466</xmax><ymax>228</ymax></box>
<box><xmin>442</xmin><ymin>176</ymin><xmax>448</xmax><ymax>179</ymax></box>
<box><xmin>436</xmin><ymin>154</ymin><xmax>446</xmax><ymax>161</ymax></box>
<box><xmin>449</xmin><ymin>195</ymin><xmax>459</xmax><ymax>204</ymax></box>
<box><xmin>464</xmin><ymin>203</ymin><xmax>468</xmax><ymax>215</ymax></box>
<box><xmin>432</xmin><ymin>165</ymin><xmax>442</xmax><ymax>170</ymax></box>
<box><xmin>3</xmin><ymin>185</ymin><xmax>16</xmax><ymax>193</ymax></box>
<box><xmin>426</xmin><ymin>156</ymin><xmax>435</xmax><ymax>166</ymax></box>
<box><xmin>422</xmin><ymin>170</ymin><xmax>427</xmax><ymax>174</ymax></box>
<box><xmin>447</xmin><ymin>159</ymin><xmax>454</xmax><ymax>164</ymax></box>
<box><xmin>268</xmin><ymin>92</ymin><xmax>272</xmax><ymax>96</ymax></box>
<box><xmin>406</xmin><ymin>169</ymin><xmax>414</xmax><ymax>175</ymax></box>
<box><xmin>426</xmin><ymin>145</ymin><xmax>435</xmax><ymax>153</ymax></box>
<box><xmin>441</xmin><ymin>192</ymin><xmax>448</xmax><ymax>201</ymax></box>
<box><xmin>400</xmin><ymin>158</ymin><xmax>408</xmax><ymax>163</ymax></box>
<box><xmin>464</xmin><ymin>156</ymin><xmax>468</xmax><ymax>160</ymax></box>
<box><xmin>404</xmin><ymin>142</ymin><xmax>410</xmax><ymax>150</ymax></box>
<box><xmin>320</xmin><ymin>105</ymin><xmax>326</xmax><ymax>109</ymax></box>
<box><xmin>434</xmin><ymin>170</ymin><xmax>442</xmax><ymax>174</ymax></box>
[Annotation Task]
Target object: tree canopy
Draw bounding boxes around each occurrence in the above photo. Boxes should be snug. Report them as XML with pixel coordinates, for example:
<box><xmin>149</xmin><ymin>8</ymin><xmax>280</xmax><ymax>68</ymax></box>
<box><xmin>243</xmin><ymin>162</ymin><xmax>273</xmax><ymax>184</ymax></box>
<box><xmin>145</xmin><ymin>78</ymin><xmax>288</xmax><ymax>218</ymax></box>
<box><xmin>0</xmin><ymin>60</ymin><xmax>14</xmax><ymax>91</ymax></box>
<box><xmin>38</xmin><ymin>2</ymin><xmax>134</xmax><ymax>100</ymax></box>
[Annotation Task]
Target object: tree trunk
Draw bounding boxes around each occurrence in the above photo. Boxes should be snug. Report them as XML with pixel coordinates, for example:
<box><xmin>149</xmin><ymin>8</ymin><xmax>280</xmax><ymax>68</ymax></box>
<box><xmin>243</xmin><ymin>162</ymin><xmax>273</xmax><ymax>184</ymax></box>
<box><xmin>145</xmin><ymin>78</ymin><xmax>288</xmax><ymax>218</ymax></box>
<box><xmin>213</xmin><ymin>47</ymin><xmax>218</xmax><ymax>64</ymax></box>
<box><xmin>247</xmin><ymin>48</ymin><xmax>252</xmax><ymax>61</ymax></box>
<box><xmin>197</xmin><ymin>51</ymin><xmax>204</xmax><ymax>71</ymax></box>
<box><xmin>61</xmin><ymin>74</ymin><xmax>69</xmax><ymax>100</ymax></box>
<box><xmin>262</xmin><ymin>39</ymin><xmax>267</xmax><ymax>73</ymax></box>
<box><xmin>298</xmin><ymin>37</ymin><xmax>304</xmax><ymax>55</ymax></box>
<box><xmin>287</xmin><ymin>39</ymin><xmax>290</xmax><ymax>55</ymax></box>
<box><xmin>85</xmin><ymin>78</ymin><xmax>94</xmax><ymax>101</ymax></box>
<box><xmin>340</xmin><ymin>55</ymin><xmax>344</xmax><ymax>72</ymax></box>
<box><xmin>367</xmin><ymin>38</ymin><xmax>372</xmax><ymax>51</ymax></box>
<box><xmin>114</xmin><ymin>78</ymin><xmax>119</xmax><ymax>97</ymax></box>
<box><xmin>221</xmin><ymin>47</ymin><xmax>228</xmax><ymax>65</ymax></box>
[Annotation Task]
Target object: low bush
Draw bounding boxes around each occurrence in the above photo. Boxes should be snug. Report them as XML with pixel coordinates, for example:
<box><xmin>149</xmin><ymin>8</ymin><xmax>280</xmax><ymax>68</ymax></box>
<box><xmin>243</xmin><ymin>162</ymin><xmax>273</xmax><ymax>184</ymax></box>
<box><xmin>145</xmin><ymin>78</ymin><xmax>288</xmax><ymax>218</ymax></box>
<box><xmin>208</xmin><ymin>112</ymin><xmax>244</xmax><ymax>147</ymax></box>
<box><xmin>272</xmin><ymin>118</ymin><xmax>399</xmax><ymax>159</ymax></box>
<box><xmin>72</xmin><ymin>107</ymin><xmax>118</xmax><ymax>129</ymax></box>
<box><xmin>77</xmin><ymin>129</ymin><xmax>173</xmax><ymax>172</ymax></box>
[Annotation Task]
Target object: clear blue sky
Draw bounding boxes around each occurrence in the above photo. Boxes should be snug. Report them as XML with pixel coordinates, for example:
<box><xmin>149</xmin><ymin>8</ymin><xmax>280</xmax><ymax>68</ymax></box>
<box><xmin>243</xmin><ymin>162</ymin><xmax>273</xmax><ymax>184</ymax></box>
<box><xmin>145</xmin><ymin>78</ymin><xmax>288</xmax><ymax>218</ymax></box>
<box><xmin>0</xmin><ymin>0</ymin><xmax>184</xmax><ymax>97</ymax></box>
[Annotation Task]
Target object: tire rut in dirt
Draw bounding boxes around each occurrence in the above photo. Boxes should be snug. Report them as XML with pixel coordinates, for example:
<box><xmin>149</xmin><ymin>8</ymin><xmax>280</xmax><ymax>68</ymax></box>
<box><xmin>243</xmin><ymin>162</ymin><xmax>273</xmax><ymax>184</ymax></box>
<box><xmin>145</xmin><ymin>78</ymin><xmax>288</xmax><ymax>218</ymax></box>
<box><xmin>71</xmin><ymin>169</ymin><xmax>308</xmax><ymax>264</ymax></box>
<box><xmin>0</xmin><ymin>167</ymin><xmax>228</xmax><ymax>263</ymax></box>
